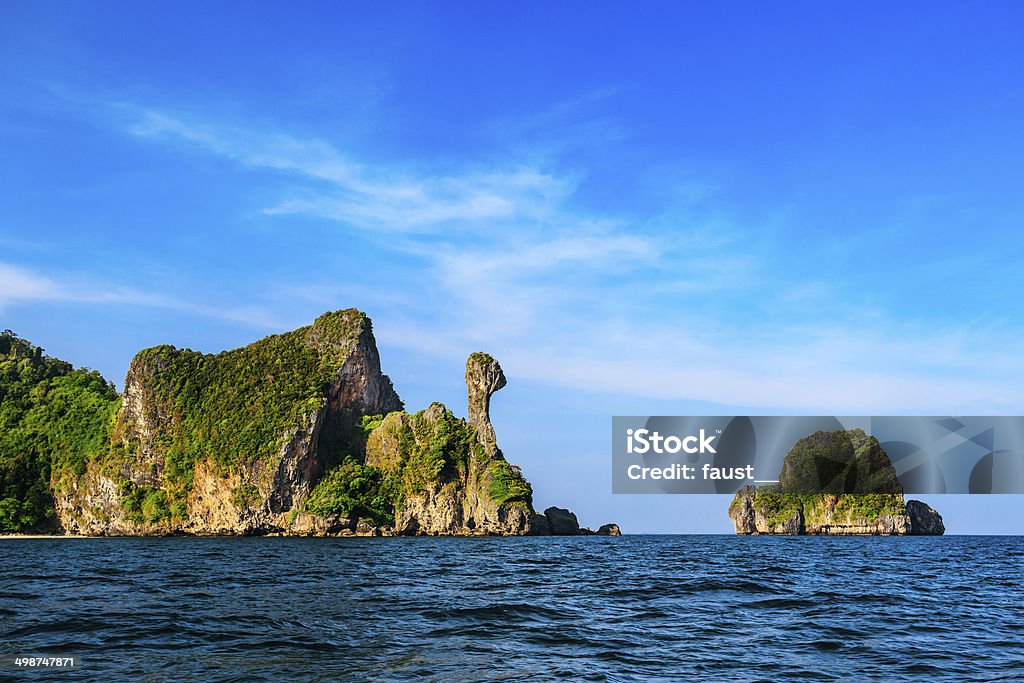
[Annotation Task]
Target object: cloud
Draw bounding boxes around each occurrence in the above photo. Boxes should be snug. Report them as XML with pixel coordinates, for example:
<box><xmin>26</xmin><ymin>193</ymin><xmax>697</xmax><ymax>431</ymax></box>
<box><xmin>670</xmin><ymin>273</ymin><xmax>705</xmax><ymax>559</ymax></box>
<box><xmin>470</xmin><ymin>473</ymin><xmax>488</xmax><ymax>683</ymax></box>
<box><xmin>0</xmin><ymin>261</ymin><xmax>284</xmax><ymax>329</ymax></box>
<box><xmin>127</xmin><ymin>109</ymin><xmax>572</xmax><ymax>232</ymax></box>
<box><xmin>99</xmin><ymin>103</ymin><xmax>1024</xmax><ymax>413</ymax></box>
<box><xmin>362</xmin><ymin>225</ymin><xmax>1024</xmax><ymax>414</ymax></box>
<box><xmin>0</xmin><ymin>263</ymin><xmax>64</xmax><ymax>307</ymax></box>
<box><xmin>376</xmin><ymin>269</ymin><xmax>1024</xmax><ymax>414</ymax></box>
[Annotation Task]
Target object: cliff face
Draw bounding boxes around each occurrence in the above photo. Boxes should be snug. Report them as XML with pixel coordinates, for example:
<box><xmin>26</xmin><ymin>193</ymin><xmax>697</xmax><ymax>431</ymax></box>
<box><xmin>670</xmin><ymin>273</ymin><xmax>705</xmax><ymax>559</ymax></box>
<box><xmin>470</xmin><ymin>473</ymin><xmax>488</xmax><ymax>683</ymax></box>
<box><xmin>361</xmin><ymin>363</ymin><xmax>535</xmax><ymax>536</ymax></box>
<box><xmin>54</xmin><ymin>310</ymin><xmax>402</xmax><ymax>535</ymax></box>
<box><xmin>729</xmin><ymin>488</ymin><xmax>914</xmax><ymax>535</ymax></box>
<box><xmin>728</xmin><ymin>429</ymin><xmax>943</xmax><ymax>536</ymax></box>
<box><xmin>32</xmin><ymin>310</ymin><xmax>611</xmax><ymax>537</ymax></box>
<box><xmin>907</xmin><ymin>500</ymin><xmax>945</xmax><ymax>535</ymax></box>
<box><xmin>379</xmin><ymin>353</ymin><xmax>533</xmax><ymax>535</ymax></box>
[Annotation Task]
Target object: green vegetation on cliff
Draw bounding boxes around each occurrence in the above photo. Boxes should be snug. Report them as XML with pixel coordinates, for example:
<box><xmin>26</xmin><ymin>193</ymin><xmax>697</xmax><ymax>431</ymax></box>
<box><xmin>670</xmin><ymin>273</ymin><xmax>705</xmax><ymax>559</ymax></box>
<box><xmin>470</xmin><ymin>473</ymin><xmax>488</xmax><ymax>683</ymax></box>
<box><xmin>752</xmin><ymin>489</ymin><xmax>805</xmax><ymax>528</ymax></box>
<box><xmin>120</xmin><ymin>310</ymin><xmax>367</xmax><ymax>471</ymax></box>
<box><xmin>119</xmin><ymin>481</ymin><xmax>172</xmax><ymax>524</ymax></box>
<box><xmin>748</xmin><ymin>488</ymin><xmax>906</xmax><ymax>528</ymax></box>
<box><xmin>487</xmin><ymin>460</ymin><xmax>532</xmax><ymax>506</ymax></box>
<box><xmin>405</xmin><ymin>405</ymin><xmax>475</xmax><ymax>490</ymax></box>
<box><xmin>111</xmin><ymin>310</ymin><xmax>380</xmax><ymax>517</ymax></box>
<box><xmin>467</xmin><ymin>351</ymin><xmax>496</xmax><ymax>366</ymax></box>
<box><xmin>307</xmin><ymin>404</ymin><xmax>479</xmax><ymax>523</ymax></box>
<box><xmin>830</xmin><ymin>493</ymin><xmax>906</xmax><ymax>520</ymax></box>
<box><xmin>306</xmin><ymin>402</ymin><xmax>533</xmax><ymax>524</ymax></box>
<box><xmin>0</xmin><ymin>331</ymin><xmax>120</xmax><ymax>531</ymax></box>
<box><xmin>304</xmin><ymin>456</ymin><xmax>397</xmax><ymax>526</ymax></box>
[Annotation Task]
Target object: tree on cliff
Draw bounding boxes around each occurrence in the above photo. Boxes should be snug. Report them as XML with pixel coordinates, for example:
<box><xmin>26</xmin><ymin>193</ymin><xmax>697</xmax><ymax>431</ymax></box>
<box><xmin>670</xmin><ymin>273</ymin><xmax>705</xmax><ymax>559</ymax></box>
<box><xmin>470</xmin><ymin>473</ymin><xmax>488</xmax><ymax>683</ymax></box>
<box><xmin>0</xmin><ymin>331</ymin><xmax>119</xmax><ymax>531</ymax></box>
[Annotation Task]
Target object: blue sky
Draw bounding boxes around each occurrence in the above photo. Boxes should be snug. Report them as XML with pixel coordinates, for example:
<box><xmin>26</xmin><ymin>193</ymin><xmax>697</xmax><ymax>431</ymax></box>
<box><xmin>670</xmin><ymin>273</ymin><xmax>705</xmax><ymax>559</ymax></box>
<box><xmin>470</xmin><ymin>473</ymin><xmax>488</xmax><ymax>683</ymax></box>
<box><xmin>2</xmin><ymin>2</ymin><xmax>1022</xmax><ymax>532</ymax></box>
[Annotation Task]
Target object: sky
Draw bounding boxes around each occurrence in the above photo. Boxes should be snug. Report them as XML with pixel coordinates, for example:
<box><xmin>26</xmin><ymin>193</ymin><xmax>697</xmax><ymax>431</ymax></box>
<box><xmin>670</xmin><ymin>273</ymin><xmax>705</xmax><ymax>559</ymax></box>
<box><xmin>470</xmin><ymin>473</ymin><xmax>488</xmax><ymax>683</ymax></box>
<box><xmin>1</xmin><ymin>2</ymin><xmax>1022</xmax><ymax>532</ymax></box>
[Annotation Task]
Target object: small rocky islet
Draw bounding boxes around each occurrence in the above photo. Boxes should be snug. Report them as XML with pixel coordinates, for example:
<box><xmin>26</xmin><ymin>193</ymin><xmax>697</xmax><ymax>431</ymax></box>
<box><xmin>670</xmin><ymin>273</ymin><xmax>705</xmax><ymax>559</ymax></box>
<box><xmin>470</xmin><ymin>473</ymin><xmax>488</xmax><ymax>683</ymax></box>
<box><xmin>0</xmin><ymin>310</ymin><xmax>618</xmax><ymax>537</ymax></box>
<box><xmin>728</xmin><ymin>428</ymin><xmax>944</xmax><ymax>535</ymax></box>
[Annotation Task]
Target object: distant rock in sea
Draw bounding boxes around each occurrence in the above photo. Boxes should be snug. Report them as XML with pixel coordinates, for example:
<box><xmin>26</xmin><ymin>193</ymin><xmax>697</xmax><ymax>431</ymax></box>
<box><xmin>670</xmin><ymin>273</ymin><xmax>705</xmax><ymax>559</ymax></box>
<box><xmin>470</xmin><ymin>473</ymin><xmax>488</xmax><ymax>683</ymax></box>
<box><xmin>728</xmin><ymin>428</ymin><xmax>944</xmax><ymax>535</ymax></box>
<box><xmin>906</xmin><ymin>499</ymin><xmax>945</xmax><ymax>535</ymax></box>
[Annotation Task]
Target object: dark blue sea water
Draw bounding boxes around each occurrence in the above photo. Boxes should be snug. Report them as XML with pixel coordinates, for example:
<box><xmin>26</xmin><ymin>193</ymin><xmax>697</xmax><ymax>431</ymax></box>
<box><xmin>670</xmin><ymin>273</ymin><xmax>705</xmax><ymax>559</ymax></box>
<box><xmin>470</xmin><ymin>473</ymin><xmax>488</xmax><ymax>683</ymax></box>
<box><xmin>1</xmin><ymin>536</ymin><xmax>1022</xmax><ymax>682</ymax></box>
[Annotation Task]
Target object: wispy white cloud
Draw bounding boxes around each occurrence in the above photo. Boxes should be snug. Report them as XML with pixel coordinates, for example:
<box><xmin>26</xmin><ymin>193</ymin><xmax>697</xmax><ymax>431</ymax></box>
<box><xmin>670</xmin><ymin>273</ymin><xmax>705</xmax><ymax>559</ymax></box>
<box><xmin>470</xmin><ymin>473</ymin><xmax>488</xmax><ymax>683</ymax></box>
<box><xmin>127</xmin><ymin>108</ymin><xmax>572</xmax><ymax>232</ymax></box>
<box><xmin>0</xmin><ymin>263</ymin><xmax>64</xmax><ymax>306</ymax></box>
<box><xmin>363</xmin><ymin>226</ymin><xmax>1024</xmax><ymax>413</ymax></box>
<box><xmin>86</xmin><ymin>103</ymin><xmax>1024</xmax><ymax>413</ymax></box>
<box><xmin>482</xmin><ymin>87</ymin><xmax>628</xmax><ymax>160</ymax></box>
<box><xmin>0</xmin><ymin>261</ymin><xmax>284</xmax><ymax>329</ymax></box>
<box><xmin>376</xmin><ymin>273</ymin><xmax>1024</xmax><ymax>414</ymax></box>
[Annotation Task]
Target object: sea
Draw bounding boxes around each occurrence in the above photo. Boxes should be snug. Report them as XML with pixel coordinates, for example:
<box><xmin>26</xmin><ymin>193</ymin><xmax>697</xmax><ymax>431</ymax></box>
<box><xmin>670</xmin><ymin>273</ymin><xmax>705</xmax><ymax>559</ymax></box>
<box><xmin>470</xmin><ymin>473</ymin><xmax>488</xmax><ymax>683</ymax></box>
<box><xmin>1</xmin><ymin>535</ymin><xmax>1022</xmax><ymax>682</ymax></box>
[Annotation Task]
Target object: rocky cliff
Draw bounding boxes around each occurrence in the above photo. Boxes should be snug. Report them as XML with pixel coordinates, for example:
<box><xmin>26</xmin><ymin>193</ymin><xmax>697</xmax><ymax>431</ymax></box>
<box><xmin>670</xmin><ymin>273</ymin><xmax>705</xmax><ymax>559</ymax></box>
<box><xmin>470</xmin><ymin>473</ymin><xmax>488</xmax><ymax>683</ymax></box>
<box><xmin>728</xmin><ymin>429</ymin><xmax>944</xmax><ymax>535</ymax></box>
<box><xmin>54</xmin><ymin>310</ymin><xmax>403</xmax><ymax>535</ymax></box>
<box><xmin>4</xmin><ymin>312</ymin><xmax>614</xmax><ymax>536</ymax></box>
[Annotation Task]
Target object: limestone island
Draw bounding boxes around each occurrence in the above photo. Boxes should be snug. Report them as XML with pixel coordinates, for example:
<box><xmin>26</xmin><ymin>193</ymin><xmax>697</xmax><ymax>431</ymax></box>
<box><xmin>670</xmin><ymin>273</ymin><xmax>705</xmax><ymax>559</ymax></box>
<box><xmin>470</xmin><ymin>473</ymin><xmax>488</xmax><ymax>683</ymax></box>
<box><xmin>729</xmin><ymin>428</ymin><xmax>944</xmax><ymax>535</ymax></box>
<box><xmin>0</xmin><ymin>310</ymin><xmax>619</xmax><ymax>537</ymax></box>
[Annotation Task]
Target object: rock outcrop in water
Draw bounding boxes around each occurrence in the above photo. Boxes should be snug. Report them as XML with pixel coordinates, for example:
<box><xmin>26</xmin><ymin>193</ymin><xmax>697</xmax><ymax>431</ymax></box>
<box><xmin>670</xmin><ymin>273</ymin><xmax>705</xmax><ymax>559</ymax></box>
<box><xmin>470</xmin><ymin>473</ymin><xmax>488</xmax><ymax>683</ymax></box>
<box><xmin>906</xmin><ymin>500</ymin><xmax>945</xmax><ymax>535</ymax></box>
<box><xmin>466</xmin><ymin>352</ymin><xmax>505</xmax><ymax>458</ymax></box>
<box><xmin>2</xmin><ymin>312</ymin><xmax>616</xmax><ymax>537</ymax></box>
<box><xmin>728</xmin><ymin>429</ymin><xmax>943</xmax><ymax>535</ymax></box>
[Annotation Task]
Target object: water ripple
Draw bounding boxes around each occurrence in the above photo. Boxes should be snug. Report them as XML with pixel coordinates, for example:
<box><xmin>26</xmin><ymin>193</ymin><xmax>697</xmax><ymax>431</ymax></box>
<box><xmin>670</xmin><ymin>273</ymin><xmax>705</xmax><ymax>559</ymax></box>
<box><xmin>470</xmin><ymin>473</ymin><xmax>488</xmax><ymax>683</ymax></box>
<box><xmin>0</xmin><ymin>536</ymin><xmax>1022</xmax><ymax>681</ymax></box>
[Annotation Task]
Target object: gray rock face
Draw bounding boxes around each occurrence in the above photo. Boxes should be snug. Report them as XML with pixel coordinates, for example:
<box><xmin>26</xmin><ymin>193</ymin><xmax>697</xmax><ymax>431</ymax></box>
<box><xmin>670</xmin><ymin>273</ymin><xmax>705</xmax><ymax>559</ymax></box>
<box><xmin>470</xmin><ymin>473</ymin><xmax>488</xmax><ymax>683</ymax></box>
<box><xmin>465</xmin><ymin>352</ymin><xmax>506</xmax><ymax>457</ymax></box>
<box><xmin>527</xmin><ymin>510</ymin><xmax>621</xmax><ymax>536</ymax></box>
<box><xmin>757</xmin><ymin>505</ymin><xmax>804</xmax><ymax>535</ymax></box>
<box><xmin>729</xmin><ymin>486</ymin><xmax>916</xmax><ymax>536</ymax></box>
<box><xmin>907</xmin><ymin>500</ymin><xmax>945</xmax><ymax>535</ymax></box>
<box><xmin>544</xmin><ymin>506</ymin><xmax>580</xmax><ymax>535</ymax></box>
<box><xmin>730</xmin><ymin>486</ymin><xmax>757</xmax><ymax>534</ymax></box>
<box><xmin>286</xmin><ymin>511</ymin><xmax>356</xmax><ymax>536</ymax></box>
<box><xmin>528</xmin><ymin>511</ymin><xmax>552</xmax><ymax>535</ymax></box>
<box><xmin>325</xmin><ymin>315</ymin><xmax>403</xmax><ymax>417</ymax></box>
